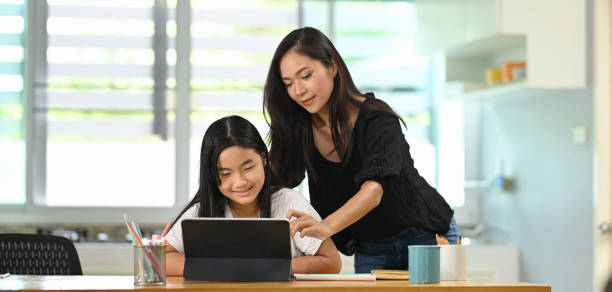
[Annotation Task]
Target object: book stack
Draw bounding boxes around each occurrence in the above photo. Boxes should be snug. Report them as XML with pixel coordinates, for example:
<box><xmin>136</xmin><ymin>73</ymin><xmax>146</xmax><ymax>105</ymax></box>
<box><xmin>370</xmin><ymin>269</ymin><xmax>410</xmax><ymax>280</ymax></box>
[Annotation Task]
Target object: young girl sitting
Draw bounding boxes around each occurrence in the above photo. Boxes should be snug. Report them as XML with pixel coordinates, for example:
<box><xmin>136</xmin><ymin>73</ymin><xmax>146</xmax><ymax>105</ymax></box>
<box><xmin>164</xmin><ymin>115</ymin><xmax>341</xmax><ymax>276</ymax></box>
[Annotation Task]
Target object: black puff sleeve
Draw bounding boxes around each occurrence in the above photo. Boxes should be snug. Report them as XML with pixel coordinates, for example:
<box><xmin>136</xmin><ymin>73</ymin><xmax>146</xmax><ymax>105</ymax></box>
<box><xmin>353</xmin><ymin>110</ymin><xmax>404</xmax><ymax>190</ymax></box>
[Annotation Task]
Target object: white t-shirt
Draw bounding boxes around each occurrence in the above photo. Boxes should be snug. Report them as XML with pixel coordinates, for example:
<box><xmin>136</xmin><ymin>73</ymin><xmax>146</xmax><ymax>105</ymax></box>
<box><xmin>165</xmin><ymin>187</ymin><xmax>323</xmax><ymax>258</ymax></box>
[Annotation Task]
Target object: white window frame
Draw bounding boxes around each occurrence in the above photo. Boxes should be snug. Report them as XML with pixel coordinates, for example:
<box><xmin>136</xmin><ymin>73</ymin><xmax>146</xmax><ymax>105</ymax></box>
<box><xmin>0</xmin><ymin>0</ymin><xmax>191</xmax><ymax>224</ymax></box>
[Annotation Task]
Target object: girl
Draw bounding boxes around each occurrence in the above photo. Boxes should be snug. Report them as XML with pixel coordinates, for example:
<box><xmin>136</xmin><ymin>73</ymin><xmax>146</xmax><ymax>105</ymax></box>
<box><xmin>263</xmin><ymin>27</ymin><xmax>460</xmax><ymax>273</ymax></box>
<box><xmin>164</xmin><ymin>115</ymin><xmax>341</xmax><ymax>276</ymax></box>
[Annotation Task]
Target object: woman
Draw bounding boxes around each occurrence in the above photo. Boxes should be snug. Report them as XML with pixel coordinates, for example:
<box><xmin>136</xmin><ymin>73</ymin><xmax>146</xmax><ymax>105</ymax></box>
<box><xmin>264</xmin><ymin>27</ymin><xmax>459</xmax><ymax>273</ymax></box>
<box><xmin>164</xmin><ymin>115</ymin><xmax>341</xmax><ymax>276</ymax></box>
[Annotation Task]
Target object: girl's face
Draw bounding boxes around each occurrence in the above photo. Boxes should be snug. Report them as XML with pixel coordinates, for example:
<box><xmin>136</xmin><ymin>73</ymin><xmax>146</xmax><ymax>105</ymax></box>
<box><xmin>279</xmin><ymin>49</ymin><xmax>337</xmax><ymax>115</ymax></box>
<box><xmin>216</xmin><ymin>146</ymin><xmax>266</xmax><ymax>213</ymax></box>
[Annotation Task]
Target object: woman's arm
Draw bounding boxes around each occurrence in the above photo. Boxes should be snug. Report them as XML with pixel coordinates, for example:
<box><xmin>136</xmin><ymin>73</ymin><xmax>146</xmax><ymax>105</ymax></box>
<box><xmin>165</xmin><ymin>244</ymin><xmax>185</xmax><ymax>276</ymax></box>
<box><xmin>291</xmin><ymin>238</ymin><xmax>341</xmax><ymax>274</ymax></box>
<box><xmin>288</xmin><ymin>180</ymin><xmax>383</xmax><ymax>240</ymax></box>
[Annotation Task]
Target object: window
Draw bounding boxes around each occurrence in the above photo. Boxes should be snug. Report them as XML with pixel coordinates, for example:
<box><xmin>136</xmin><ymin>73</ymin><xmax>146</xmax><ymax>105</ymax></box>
<box><xmin>0</xmin><ymin>0</ymin><xmax>26</xmax><ymax>204</ymax></box>
<box><xmin>2</xmin><ymin>0</ymin><xmax>463</xmax><ymax>224</ymax></box>
<box><xmin>40</xmin><ymin>0</ymin><xmax>175</xmax><ymax>207</ymax></box>
<box><xmin>438</xmin><ymin>98</ymin><xmax>465</xmax><ymax>207</ymax></box>
<box><xmin>188</xmin><ymin>0</ymin><xmax>297</xmax><ymax>197</ymax></box>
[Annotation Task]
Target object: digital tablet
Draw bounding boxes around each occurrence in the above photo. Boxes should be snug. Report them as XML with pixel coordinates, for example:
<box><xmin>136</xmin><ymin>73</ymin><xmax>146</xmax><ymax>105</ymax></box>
<box><xmin>181</xmin><ymin>218</ymin><xmax>292</xmax><ymax>282</ymax></box>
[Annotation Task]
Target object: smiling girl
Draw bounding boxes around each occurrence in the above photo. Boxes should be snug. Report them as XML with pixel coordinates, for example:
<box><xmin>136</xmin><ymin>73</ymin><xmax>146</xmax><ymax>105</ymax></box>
<box><xmin>164</xmin><ymin>115</ymin><xmax>341</xmax><ymax>276</ymax></box>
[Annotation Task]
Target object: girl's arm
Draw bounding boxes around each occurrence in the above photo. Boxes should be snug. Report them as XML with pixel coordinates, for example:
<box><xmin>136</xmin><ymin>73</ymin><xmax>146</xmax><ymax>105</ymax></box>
<box><xmin>165</xmin><ymin>244</ymin><xmax>185</xmax><ymax>276</ymax></box>
<box><xmin>167</xmin><ymin>235</ymin><xmax>341</xmax><ymax>276</ymax></box>
<box><xmin>288</xmin><ymin>180</ymin><xmax>383</xmax><ymax>240</ymax></box>
<box><xmin>291</xmin><ymin>238</ymin><xmax>341</xmax><ymax>274</ymax></box>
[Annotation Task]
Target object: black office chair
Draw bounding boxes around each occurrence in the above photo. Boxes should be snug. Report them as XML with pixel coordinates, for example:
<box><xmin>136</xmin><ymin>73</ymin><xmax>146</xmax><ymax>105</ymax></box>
<box><xmin>0</xmin><ymin>233</ymin><xmax>83</xmax><ymax>275</ymax></box>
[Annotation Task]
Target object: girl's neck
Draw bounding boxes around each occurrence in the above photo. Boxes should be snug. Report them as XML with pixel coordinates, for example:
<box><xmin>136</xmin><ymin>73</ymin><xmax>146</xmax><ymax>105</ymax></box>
<box><xmin>229</xmin><ymin>202</ymin><xmax>260</xmax><ymax>218</ymax></box>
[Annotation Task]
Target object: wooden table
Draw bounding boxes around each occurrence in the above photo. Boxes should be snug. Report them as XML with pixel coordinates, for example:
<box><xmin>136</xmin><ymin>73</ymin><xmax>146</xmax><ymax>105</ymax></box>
<box><xmin>0</xmin><ymin>275</ymin><xmax>550</xmax><ymax>292</ymax></box>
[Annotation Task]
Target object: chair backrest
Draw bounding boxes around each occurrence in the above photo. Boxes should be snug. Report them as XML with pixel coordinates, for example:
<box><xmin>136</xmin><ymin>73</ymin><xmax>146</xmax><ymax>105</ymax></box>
<box><xmin>0</xmin><ymin>233</ymin><xmax>83</xmax><ymax>275</ymax></box>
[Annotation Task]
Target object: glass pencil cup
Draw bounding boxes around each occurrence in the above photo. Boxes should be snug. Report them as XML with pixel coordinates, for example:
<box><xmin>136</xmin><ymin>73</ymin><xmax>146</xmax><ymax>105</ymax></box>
<box><xmin>133</xmin><ymin>244</ymin><xmax>167</xmax><ymax>286</ymax></box>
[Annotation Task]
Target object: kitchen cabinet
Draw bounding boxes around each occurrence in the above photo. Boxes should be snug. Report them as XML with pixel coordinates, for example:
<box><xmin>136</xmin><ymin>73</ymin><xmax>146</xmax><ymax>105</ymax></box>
<box><xmin>416</xmin><ymin>0</ymin><xmax>526</xmax><ymax>55</ymax></box>
<box><xmin>416</xmin><ymin>0</ymin><xmax>587</xmax><ymax>91</ymax></box>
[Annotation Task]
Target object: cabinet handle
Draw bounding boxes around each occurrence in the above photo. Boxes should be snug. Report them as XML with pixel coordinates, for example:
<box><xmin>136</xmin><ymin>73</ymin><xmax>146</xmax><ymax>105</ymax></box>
<box><xmin>598</xmin><ymin>221</ymin><xmax>612</xmax><ymax>234</ymax></box>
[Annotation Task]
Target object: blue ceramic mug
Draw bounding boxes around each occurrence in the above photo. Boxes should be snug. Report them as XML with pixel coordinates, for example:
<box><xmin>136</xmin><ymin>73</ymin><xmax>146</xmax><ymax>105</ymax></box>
<box><xmin>408</xmin><ymin>245</ymin><xmax>440</xmax><ymax>283</ymax></box>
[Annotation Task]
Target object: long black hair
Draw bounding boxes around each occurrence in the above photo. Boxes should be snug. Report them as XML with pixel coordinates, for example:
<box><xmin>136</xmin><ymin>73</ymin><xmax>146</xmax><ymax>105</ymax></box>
<box><xmin>171</xmin><ymin>116</ymin><xmax>275</xmax><ymax>228</ymax></box>
<box><xmin>263</xmin><ymin>26</ymin><xmax>401</xmax><ymax>187</ymax></box>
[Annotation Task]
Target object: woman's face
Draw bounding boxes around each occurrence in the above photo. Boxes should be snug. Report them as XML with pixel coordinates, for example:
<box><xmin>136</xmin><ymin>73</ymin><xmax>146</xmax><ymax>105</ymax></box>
<box><xmin>216</xmin><ymin>146</ymin><xmax>266</xmax><ymax>212</ymax></box>
<box><xmin>279</xmin><ymin>49</ymin><xmax>337</xmax><ymax>115</ymax></box>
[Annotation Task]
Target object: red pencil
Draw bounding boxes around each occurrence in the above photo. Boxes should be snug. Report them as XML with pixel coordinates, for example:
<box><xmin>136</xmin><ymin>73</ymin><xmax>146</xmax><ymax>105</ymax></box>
<box><xmin>127</xmin><ymin>220</ymin><xmax>143</xmax><ymax>245</ymax></box>
<box><xmin>161</xmin><ymin>218</ymin><xmax>173</xmax><ymax>238</ymax></box>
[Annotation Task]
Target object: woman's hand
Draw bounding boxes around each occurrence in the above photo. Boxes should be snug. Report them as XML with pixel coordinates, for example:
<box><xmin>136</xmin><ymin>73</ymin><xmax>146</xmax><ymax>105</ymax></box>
<box><xmin>286</xmin><ymin>181</ymin><xmax>383</xmax><ymax>241</ymax></box>
<box><xmin>286</xmin><ymin>209</ymin><xmax>335</xmax><ymax>240</ymax></box>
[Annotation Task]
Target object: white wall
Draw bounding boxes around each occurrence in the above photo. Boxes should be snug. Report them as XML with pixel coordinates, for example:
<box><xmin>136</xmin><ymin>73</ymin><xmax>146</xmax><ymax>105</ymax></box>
<box><xmin>476</xmin><ymin>89</ymin><xmax>593</xmax><ymax>292</ymax></box>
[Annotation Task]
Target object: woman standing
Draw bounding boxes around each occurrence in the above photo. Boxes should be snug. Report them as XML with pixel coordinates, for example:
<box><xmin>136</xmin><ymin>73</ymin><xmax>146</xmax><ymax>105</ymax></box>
<box><xmin>264</xmin><ymin>27</ymin><xmax>459</xmax><ymax>273</ymax></box>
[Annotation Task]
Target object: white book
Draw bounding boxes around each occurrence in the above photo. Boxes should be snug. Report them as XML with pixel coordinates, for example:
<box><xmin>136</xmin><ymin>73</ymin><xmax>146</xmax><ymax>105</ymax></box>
<box><xmin>294</xmin><ymin>273</ymin><xmax>376</xmax><ymax>281</ymax></box>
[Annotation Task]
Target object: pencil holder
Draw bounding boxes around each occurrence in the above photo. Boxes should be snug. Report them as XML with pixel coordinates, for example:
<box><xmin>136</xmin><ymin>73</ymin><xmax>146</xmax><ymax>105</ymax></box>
<box><xmin>440</xmin><ymin>245</ymin><xmax>467</xmax><ymax>281</ymax></box>
<box><xmin>133</xmin><ymin>245</ymin><xmax>167</xmax><ymax>286</ymax></box>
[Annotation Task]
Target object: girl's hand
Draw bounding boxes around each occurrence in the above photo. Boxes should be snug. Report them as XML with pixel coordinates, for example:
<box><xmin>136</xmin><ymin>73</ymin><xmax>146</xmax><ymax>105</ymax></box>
<box><xmin>286</xmin><ymin>209</ymin><xmax>335</xmax><ymax>240</ymax></box>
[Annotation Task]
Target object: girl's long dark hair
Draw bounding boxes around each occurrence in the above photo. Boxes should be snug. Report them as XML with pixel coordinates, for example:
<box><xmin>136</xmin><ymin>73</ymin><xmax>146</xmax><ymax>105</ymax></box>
<box><xmin>263</xmin><ymin>26</ymin><xmax>402</xmax><ymax>187</ymax></box>
<box><xmin>171</xmin><ymin>116</ymin><xmax>276</xmax><ymax>228</ymax></box>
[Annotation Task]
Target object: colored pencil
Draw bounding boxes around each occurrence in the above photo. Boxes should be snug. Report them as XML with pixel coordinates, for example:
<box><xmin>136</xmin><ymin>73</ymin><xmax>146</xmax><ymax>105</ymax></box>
<box><xmin>161</xmin><ymin>218</ymin><xmax>173</xmax><ymax>238</ymax></box>
<box><xmin>122</xmin><ymin>214</ymin><xmax>136</xmax><ymax>245</ymax></box>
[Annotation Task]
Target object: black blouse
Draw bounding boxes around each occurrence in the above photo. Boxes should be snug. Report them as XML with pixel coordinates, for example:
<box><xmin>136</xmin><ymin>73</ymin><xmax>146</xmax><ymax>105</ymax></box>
<box><xmin>307</xmin><ymin>97</ymin><xmax>454</xmax><ymax>255</ymax></box>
